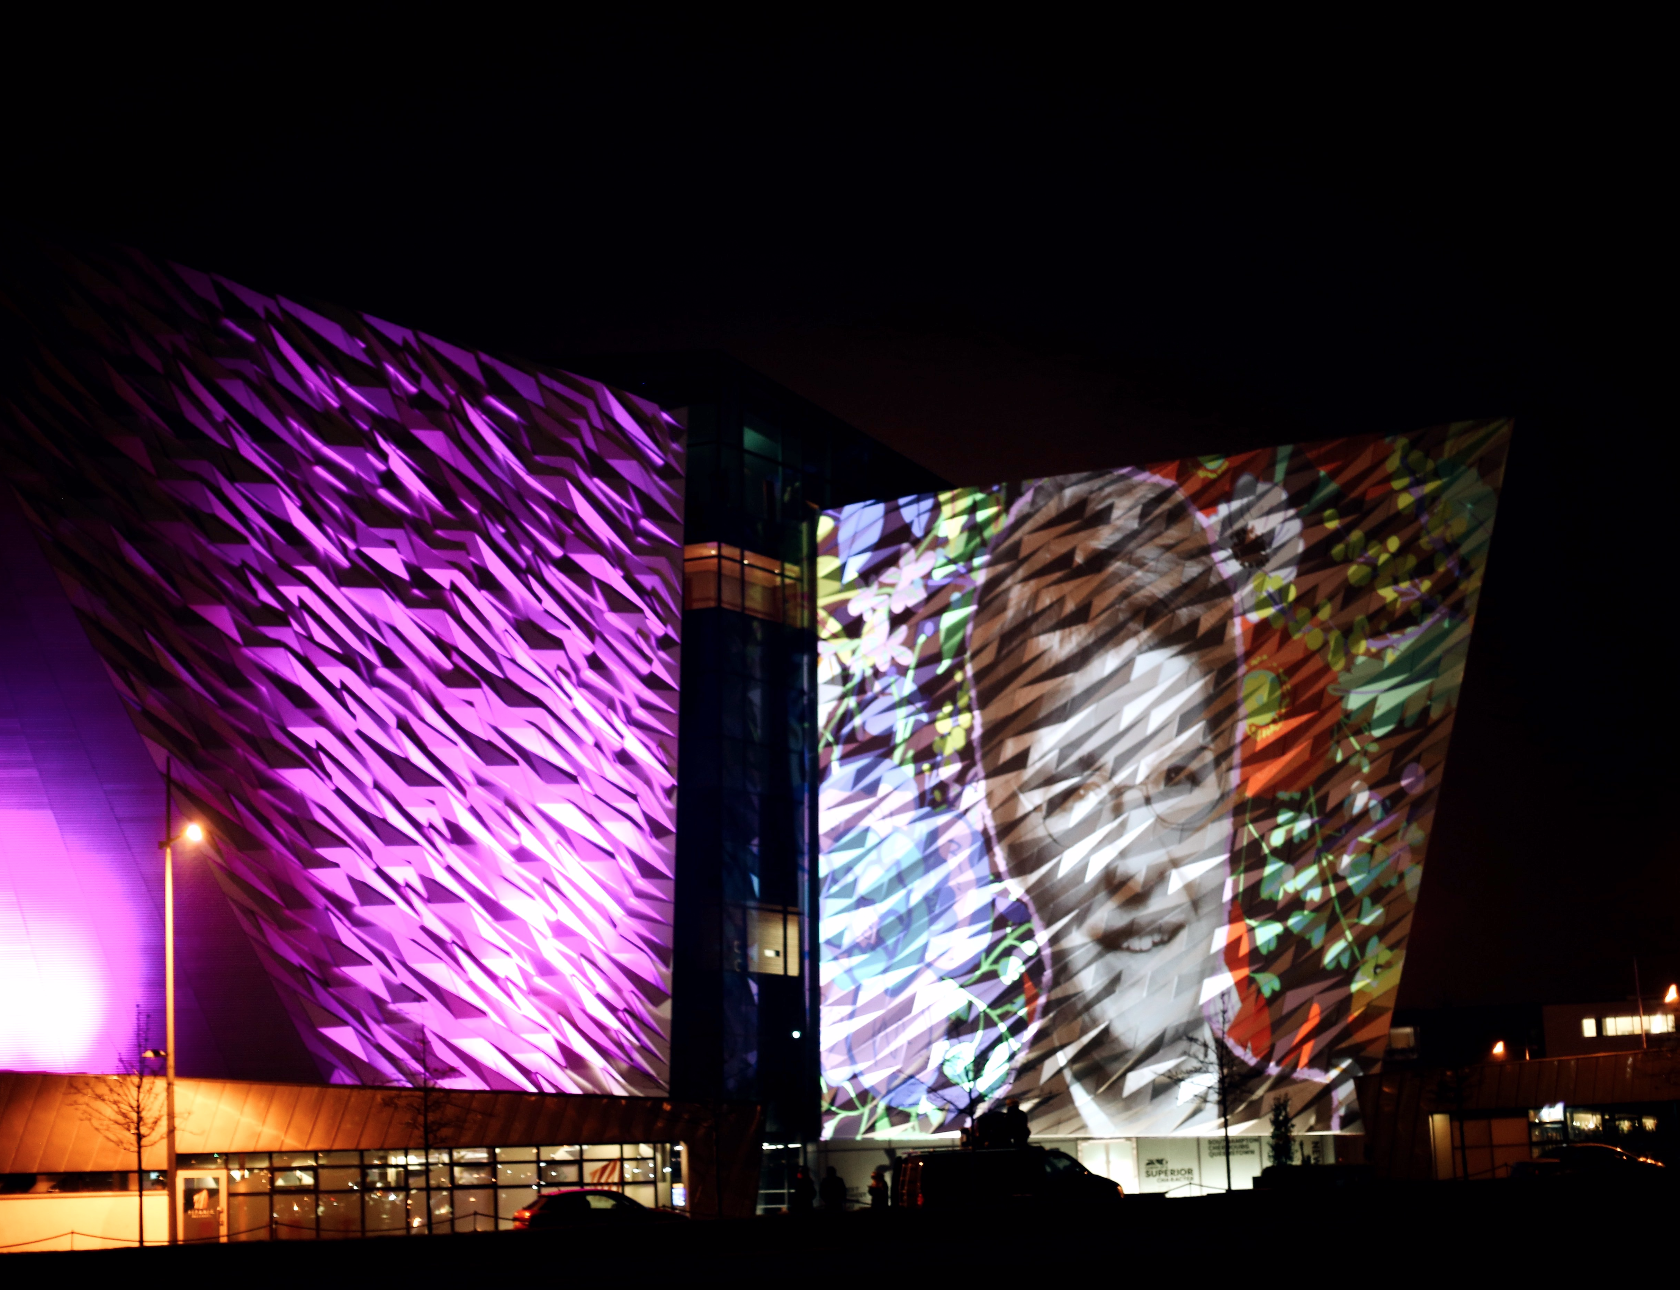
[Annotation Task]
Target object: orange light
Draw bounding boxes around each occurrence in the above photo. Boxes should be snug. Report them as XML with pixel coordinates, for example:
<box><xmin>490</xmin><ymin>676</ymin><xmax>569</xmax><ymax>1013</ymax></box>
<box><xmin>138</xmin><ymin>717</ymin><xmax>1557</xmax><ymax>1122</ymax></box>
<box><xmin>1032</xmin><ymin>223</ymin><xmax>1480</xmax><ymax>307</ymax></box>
<box><xmin>1665</xmin><ymin>984</ymin><xmax>1678</xmax><ymax>1006</ymax></box>
<box><xmin>1491</xmin><ymin>1040</ymin><xmax>1506</xmax><ymax>1057</ymax></box>
<box><xmin>183</xmin><ymin>822</ymin><xmax>205</xmax><ymax>843</ymax></box>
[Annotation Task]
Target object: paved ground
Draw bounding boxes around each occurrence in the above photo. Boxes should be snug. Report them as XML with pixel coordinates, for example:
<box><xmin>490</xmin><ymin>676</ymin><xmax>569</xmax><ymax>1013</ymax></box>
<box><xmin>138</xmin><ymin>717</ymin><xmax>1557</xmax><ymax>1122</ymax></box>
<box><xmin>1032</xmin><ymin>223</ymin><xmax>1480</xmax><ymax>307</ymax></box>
<box><xmin>10</xmin><ymin>1186</ymin><xmax>1668</xmax><ymax>1277</ymax></box>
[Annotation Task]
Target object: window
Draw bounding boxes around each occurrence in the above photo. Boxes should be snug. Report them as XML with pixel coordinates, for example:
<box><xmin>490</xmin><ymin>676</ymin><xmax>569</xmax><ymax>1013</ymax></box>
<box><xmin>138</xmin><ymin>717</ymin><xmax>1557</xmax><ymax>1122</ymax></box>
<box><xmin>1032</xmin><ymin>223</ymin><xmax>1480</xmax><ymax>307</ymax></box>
<box><xmin>176</xmin><ymin>1143</ymin><xmax>680</xmax><ymax>1240</ymax></box>
<box><xmin>1602</xmin><ymin>1014</ymin><xmax>1675</xmax><ymax>1036</ymax></box>
<box><xmin>747</xmin><ymin>904</ymin><xmax>800</xmax><ymax>976</ymax></box>
<box><xmin>683</xmin><ymin>543</ymin><xmax>807</xmax><ymax>627</ymax></box>
<box><xmin>1581</xmin><ymin>1018</ymin><xmax>1598</xmax><ymax>1038</ymax></box>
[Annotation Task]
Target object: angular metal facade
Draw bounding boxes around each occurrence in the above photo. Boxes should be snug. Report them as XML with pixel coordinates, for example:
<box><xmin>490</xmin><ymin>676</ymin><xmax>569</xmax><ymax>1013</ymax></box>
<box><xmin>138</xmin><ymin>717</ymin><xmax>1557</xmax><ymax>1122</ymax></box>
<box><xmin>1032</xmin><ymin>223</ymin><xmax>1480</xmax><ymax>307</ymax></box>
<box><xmin>0</xmin><ymin>249</ymin><xmax>684</xmax><ymax>1094</ymax></box>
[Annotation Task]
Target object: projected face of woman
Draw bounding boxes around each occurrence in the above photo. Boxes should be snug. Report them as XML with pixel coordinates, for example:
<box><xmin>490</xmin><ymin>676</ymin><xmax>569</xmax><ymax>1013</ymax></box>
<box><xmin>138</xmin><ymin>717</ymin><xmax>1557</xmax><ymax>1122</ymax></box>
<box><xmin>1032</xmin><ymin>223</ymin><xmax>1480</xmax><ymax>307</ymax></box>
<box><xmin>974</xmin><ymin>472</ymin><xmax>1238</xmax><ymax>1131</ymax></box>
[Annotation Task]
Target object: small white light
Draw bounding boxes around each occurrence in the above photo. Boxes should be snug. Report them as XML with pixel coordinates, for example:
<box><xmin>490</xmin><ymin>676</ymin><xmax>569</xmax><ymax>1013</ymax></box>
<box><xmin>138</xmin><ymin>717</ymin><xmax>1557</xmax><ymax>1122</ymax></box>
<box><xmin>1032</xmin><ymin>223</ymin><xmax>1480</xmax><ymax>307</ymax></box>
<box><xmin>791</xmin><ymin>1030</ymin><xmax>802</xmax><ymax>1039</ymax></box>
<box><xmin>183</xmin><ymin>822</ymin><xmax>205</xmax><ymax>842</ymax></box>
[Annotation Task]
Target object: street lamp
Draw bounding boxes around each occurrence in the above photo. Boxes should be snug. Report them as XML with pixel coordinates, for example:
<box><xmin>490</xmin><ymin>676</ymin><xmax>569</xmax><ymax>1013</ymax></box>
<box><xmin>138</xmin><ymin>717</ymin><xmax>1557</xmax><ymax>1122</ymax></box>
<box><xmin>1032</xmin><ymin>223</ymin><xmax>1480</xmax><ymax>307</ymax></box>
<box><xmin>158</xmin><ymin>761</ymin><xmax>205</xmax><ymax>1246</ymax></box>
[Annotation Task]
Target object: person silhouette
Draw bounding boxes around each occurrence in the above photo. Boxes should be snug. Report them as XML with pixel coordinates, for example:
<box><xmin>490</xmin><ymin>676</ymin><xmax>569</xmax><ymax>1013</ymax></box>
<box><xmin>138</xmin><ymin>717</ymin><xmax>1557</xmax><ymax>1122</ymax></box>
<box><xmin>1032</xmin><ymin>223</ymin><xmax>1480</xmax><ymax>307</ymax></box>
<box><xmin>790</xmin><ymin>1165</ymin><xmax>816</xmax><ymax>1214</ymax></box>
<box><xmin>1004</xmin><ymin>1098</ymin><xmax>1030</xmax><ymax>1147</ymax></box>
<box><xmin>868</xmin><ymin>1165</ymin><xmax>890</xmax><ymax>1209</ymax></box>
<box><xmin>819</xmin><ymin>1165</ymin><xmax>848</xmax><ymax>1212</ymax></box>
<box><xmin>973</xmin><ymin>1105</ymin><xmax>1007</xmax><ymax>1148</ymax></box>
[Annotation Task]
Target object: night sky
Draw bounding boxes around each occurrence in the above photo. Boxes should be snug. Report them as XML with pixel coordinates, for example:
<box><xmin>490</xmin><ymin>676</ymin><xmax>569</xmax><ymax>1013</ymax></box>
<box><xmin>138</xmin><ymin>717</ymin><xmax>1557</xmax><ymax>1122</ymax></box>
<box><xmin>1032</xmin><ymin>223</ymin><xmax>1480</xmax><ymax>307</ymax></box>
<box><xmin>5</xmin><ymin>31</ymin><xmax>1670</xmax><ymax>1008</ymax></box>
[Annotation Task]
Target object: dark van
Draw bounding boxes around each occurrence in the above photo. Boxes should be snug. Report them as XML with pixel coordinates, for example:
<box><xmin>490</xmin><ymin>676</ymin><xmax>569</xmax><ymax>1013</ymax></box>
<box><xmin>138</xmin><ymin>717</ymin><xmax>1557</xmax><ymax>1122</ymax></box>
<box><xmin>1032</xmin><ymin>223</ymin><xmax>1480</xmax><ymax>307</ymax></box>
<box><xmin>894</xmin><ymin>1146</ymin><xmax>1123</xmax><ymax>1212</ymax></box>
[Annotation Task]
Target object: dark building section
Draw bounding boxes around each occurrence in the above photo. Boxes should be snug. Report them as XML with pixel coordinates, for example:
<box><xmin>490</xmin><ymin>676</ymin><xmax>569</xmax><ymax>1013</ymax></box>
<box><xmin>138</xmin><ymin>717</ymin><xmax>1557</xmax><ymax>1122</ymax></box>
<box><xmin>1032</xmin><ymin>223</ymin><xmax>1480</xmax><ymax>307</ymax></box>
<box><xmin>572</xmin><ymin>353</ymin><xmax>946</xmax><ymax>1148</ymax></box>
<box><xmin>1387</xmin><ymin>1004</ymin><xmax>1548</xmax><ymax>1068</ymax></box>
<box><xmin>1391</xmin><ymin>993</ymin><xmax>1680</xmax><ymax>1068</ymax></box>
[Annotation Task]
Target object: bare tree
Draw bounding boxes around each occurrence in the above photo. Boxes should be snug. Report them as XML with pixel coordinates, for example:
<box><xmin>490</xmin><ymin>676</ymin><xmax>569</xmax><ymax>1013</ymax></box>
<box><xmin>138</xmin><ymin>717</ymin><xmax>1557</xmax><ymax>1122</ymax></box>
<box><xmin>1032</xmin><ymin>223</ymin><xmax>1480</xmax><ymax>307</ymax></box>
<box><xmin>1170</xmin><ymin>997</ymin><xmax>1264</xmax><ymax>1192</ymax></box>
<box><xmin>379</xmin><ymin>1028</ymin><xmax>476</xmax><ymax>1232</ymax></box>
<box><xmin>72</xmin><ymin>1008</ymin><xmax>166</xmax><ymax>1246</ymax></box>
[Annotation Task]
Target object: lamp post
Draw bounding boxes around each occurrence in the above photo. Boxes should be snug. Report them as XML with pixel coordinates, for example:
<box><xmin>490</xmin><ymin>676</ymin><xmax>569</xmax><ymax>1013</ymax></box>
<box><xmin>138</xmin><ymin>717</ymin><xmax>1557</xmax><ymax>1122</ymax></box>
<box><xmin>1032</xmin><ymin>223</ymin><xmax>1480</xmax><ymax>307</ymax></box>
<box><xmin>159</xmin><ymin>760</ymin><xmax>204</xmax><ymax>1246</ymax></box>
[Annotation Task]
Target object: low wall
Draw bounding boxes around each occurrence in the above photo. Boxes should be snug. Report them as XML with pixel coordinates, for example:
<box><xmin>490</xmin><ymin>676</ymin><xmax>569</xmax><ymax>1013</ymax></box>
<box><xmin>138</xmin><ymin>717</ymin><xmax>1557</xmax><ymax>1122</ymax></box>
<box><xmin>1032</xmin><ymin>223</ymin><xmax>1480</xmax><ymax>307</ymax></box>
<box><xmin>0</xmin><ymin>1192</ymin><xmax>168</xmax><ymax>1253</ymax></box>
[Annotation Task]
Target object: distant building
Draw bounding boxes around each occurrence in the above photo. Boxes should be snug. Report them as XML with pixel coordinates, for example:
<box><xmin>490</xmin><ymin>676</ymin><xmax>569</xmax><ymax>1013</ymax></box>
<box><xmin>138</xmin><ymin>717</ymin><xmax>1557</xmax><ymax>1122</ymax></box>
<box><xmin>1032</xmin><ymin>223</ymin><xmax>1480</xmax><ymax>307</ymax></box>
<box><xmin>1362</xmin><ymin>1047</ymin><xmax>1680</xmax><ymax>1181</ymax></box>
<box><xmin>1544</xmin><ymin>999</ymin><xmax>1679</xmax><ymax>1058</ymax></box>
<box><xmin>1365</xmin><ymin>990</ymin><xmax>1680</xmax><ymax>1181</ymax></box>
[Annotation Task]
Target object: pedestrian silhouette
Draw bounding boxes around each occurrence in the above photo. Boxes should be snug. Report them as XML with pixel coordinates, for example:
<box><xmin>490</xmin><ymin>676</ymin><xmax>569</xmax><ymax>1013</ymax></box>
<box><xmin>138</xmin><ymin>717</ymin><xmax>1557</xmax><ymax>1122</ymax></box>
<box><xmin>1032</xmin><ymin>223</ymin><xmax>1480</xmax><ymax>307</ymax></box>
<box><xmin>790</xmin><ymin>1165</ymin><xmax>816</xmax><ymax>1214</ymax></box>
<box><xmin>868</xmin><ymin>1165</ymin><xmax>890</xmax><ymax>1209</ymax></box>
<box><xmin>1004</xmin><ymin>1098</ymin><xmax>1030</xmax><ymax>1147</ymax></box>
<box><xmin>819</xmin><ymin>1165</ymin><xmax>848</xmax><ymax>1212</ymax></box>
<box><xmin>973</xmin><ymin>1105</ymin><xmax>1008</xmax><ymax>1148</ymax></box>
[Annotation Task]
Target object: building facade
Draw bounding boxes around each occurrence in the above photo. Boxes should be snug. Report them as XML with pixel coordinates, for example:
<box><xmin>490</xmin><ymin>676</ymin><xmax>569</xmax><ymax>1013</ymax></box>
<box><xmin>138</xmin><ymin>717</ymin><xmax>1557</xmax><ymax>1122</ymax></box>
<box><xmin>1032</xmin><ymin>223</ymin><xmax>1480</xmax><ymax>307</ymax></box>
<box><xmin>809</xmin><ymin>425</ymin><xmax>1510</xmax><ymax>1201</ymax></box>
<box><xmin>0</xmin><ymin>250</ymin><xmax>942</xmax><ymax>1238</ymax></box>
<box><xmin>2</xmin><ymin>244</ymin><xmax>1529</xmax><ymax>1243</ymax></box>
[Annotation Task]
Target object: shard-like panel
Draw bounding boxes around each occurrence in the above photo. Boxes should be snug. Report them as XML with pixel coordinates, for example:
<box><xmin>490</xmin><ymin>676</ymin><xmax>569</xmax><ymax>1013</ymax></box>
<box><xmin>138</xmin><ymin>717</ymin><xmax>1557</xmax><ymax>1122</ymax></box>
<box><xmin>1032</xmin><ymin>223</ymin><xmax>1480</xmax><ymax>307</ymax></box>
<box><xmin>817</xmin><ymin>424</ymin><xmax>1508</xmax><ymax>1138</ymax></box>
<box><xmin>0</xmin><ymin>249</ymin><xmax>684</xmax><ymax>1093</ymax></box>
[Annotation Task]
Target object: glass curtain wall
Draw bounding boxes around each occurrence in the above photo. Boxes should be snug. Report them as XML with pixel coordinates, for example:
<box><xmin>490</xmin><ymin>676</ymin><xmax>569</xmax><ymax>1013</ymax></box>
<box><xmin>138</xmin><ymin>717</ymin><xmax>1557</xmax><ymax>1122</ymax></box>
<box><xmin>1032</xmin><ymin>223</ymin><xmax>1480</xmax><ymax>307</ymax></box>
<box><xmin>564</xmin><ymin>352</ymin><xmax>947</xmax><ymax>1157</ymax></box>
<box><xmin>678</xmin><ymin>404</ymin><xmax>821</xmax><ymax>1143</ymax></box>
<box><xmin>181</xmin><ymin>1143</ymin><xmax>680</xmax><ymax>1239</ymax></box>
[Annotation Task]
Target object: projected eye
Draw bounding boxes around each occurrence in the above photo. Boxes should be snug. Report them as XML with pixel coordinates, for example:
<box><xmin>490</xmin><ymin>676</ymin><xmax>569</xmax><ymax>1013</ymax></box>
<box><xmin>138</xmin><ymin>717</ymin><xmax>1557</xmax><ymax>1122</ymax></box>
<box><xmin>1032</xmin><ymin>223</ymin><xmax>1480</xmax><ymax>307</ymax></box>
<box><xmin>1040</xmin><ymin>777</ymin><xmax>1120</xmax><ymax>846</ymax></box>
<box><xmin>1144</xmin><ymin>745</ymin><xmax>1223</xmax><ymax>829</ymax></box>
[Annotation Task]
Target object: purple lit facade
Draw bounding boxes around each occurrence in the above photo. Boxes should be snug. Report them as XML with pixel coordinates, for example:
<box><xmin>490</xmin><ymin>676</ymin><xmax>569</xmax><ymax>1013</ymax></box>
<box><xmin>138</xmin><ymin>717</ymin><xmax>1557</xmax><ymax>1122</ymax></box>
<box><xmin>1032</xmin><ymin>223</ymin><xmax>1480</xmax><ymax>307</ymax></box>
<box><xmin>0</xmin><ymin>250</ymin><xmax>684</xmax><ymax>1094</ymax></box>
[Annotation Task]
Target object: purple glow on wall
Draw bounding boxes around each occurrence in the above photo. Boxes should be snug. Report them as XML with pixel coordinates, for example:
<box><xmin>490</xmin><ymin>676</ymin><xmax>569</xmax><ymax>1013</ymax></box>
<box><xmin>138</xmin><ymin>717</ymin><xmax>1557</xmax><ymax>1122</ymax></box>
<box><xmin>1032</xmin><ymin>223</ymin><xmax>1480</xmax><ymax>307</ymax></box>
<box><xmin>0</xmin><ymin>250</ymin><xmax>684</xmax><ymax>1093</ymax></box>
<box><xmin>0</xmin><ymin>487</ymin><xmax>156</xmax><ymax>1075</ymax></box>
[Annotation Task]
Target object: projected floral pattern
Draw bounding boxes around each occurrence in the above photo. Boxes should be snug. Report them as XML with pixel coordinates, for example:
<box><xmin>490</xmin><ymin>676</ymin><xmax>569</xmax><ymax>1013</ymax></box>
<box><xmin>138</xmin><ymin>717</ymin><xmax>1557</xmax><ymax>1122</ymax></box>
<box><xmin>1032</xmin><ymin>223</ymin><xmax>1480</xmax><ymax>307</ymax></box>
<box><xmin>1</xmin><ymin>250</ymin><xmax>684</xmax><ymax>1094</ymax></box>
<box><xmin>818</xmin><ymin>424</ymin><xmax>1508</xmax><ymax>1139</ymax></box>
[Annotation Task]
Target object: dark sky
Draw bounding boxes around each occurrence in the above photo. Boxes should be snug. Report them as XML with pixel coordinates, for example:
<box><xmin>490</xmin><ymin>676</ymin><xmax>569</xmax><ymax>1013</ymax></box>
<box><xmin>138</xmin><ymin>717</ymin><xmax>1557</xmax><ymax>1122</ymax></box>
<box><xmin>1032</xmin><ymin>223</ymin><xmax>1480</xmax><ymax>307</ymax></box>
<box><xmin>5</xmin><ymin>31</ymin><xmax>1671</xmax><ymax>1008</ymax></box>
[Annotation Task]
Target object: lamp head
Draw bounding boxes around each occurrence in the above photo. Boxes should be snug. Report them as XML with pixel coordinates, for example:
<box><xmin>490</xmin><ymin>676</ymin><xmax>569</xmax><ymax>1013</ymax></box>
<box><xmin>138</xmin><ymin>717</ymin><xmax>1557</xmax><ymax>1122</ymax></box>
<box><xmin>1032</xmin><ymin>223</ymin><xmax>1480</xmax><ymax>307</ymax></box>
<box><xmin>1665</xmin><ymin>984</ymin><xmax>1678</xmax><ymax>1006</ymax></box>
<box><xmin>183</xmin><ymin>822</ymin><xmax>204</xmax><ymax>843</ymax></box>
<box><xmin>1491</xmin><ymin>1040</ymin><xmax>1506</xmax><ymax>1058</ymax></box>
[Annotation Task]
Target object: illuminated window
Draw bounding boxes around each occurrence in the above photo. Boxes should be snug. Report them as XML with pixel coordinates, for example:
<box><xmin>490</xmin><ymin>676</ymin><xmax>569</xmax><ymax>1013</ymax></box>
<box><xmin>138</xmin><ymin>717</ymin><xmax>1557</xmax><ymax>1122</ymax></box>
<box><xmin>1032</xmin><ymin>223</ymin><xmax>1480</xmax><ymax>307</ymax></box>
<box><xmin>1570</xmin><ymin>1111</ymin><xmax>1602</xmax><ymax>1132</ymax></box>
<box><xmin>1580</xmin><ymin>1018</ymin><xmax>1598</xmax><ymax>1038</ymax></box>
<box><xmin>180</xmin><ymin>1142</ymin><xmax>683</xmax><ymax>1239</ymax></box>
<box><xmin>746</xmin><ymin>904</ymin><xmax>801</xmax><ymax>977</ymax></box>
<box><xmin>683</xmin><ymin>543</ymin><xmax>807</xmax><ymax>627</ymax></box>
<box><xmin>1603</xmin><ymin>1014</ymin><xmax>1676</xmax><ymax>1036</ymax></box>
<box><xmin>1643</xmin><ymin>1117</ymin><xmax>1659</xmax><ymax>1132</ymax></box>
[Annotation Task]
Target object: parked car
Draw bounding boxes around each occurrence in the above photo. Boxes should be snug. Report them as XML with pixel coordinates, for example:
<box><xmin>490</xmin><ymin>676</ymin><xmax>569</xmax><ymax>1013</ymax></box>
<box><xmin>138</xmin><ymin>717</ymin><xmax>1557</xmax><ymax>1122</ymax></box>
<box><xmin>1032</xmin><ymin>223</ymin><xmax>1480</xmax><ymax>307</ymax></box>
<box><xmin>1509</xmin><ymin>1143</ymin><xmax>1670</xmax><ymax>1186</ymax></box>
<box><xmin>511</xmin><ymin>1188</ymin><xmax>685</xmax><ymax>1230</ymax></box>
<box><xmin>893</xmin><ymin>1146</ymin><xmax>1123</xmax><ymax>1212</ymax></box>
<box><xmin>1255</xmin><ymin>1164</ymin><xmax>1373</xmax><ymax>1190</ymax></box>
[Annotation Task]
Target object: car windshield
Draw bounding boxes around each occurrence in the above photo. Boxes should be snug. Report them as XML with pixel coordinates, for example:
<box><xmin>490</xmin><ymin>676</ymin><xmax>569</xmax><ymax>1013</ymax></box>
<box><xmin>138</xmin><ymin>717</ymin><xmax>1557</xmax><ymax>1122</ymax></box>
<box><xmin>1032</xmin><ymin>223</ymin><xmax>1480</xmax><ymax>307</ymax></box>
<box><xmin>1044</xmin><ymin>1151</ymin><xmax>1080</xmax><ymax>1176</ymax></box>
